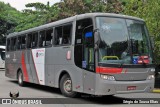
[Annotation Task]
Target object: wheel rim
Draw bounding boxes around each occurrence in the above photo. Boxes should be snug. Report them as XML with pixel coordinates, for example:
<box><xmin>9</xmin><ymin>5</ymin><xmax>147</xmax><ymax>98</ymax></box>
<box><xmin>64</xmin><ymin>79</ymin><xmax>72</xmax><ymax>93</ymax></box>
<box><xmin>18</xmin><ymin>73</ymin><xmax>22</xmax><ymax>84</ymax></box>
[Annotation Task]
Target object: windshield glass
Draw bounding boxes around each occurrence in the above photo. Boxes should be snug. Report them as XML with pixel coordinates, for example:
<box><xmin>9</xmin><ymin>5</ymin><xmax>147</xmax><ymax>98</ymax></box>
<box><xmin>96</xmin><ymin>17</ymin><xmax>152</xmax><ymax>64</ymax></box>
<box><xmin>126</xmin><ymin>19</ymin><xmax>152</xmax><ymax>64</ymax></box>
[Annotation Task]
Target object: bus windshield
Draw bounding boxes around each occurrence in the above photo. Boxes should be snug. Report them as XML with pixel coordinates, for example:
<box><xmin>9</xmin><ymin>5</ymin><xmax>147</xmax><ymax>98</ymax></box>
<box><xmin>96</xmin><ymin>17</ymin><xmax>152</xmax><ymax>64</ymax></box>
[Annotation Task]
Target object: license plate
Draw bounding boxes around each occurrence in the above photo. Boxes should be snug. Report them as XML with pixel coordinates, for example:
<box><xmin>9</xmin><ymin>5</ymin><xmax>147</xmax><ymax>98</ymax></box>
<box><xmin>127</xmin><ymin>86</ymin><xmax>136</xmax><ymax>90</ymax></box>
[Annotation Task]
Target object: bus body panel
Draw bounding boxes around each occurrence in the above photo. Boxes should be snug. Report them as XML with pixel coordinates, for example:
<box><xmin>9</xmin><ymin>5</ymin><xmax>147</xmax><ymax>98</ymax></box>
<box><xmin>82</xmin><ymin>70</ymin><xmax>96</xmax><ymax>94</ymax></box>
<box><xmin>5</xmin><ymin>51</ymin><xmax>19</xmax><ymax>79</ymax></box>
<box><xmin>96</xmin><ymin>67</ymin><xmax>153</xmax><ymax>81</ymax></box>
<box><xmin>23</xmin><ymin>50</ymin><xmax>33</xmax><ymax>83</ymax></box>
<box><xmin>5</xmin><ymin>50</ymin><xmax>34</xmax><ymax>82</ymax></box>
<box><xmin>95</xmin><ymin>73</ymin><xmax>154</xmax><ymax>95</ymax></box>
<box><xmin>45</xmin><ymin>46</ymin><xmax>84</xmax><ymax>92</ymax></box>
<box><xmin>114</xmin><ymin>68</ymin><xmax>151</xmax><ymax>81</ymax></box>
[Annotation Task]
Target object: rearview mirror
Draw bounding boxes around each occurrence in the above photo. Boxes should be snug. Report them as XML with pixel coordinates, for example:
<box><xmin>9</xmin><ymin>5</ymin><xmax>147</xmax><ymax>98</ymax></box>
<box><xmin>94</xmin><ymin>31</ymin><xmax>100</xmax><ymax>51</ymax></box>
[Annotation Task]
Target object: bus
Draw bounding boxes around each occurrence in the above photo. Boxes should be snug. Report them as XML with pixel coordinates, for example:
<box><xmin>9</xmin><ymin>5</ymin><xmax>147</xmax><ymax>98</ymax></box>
<box><xmin>0</xmin><ymin>46</ymin><xmax>5</xmax><ymax>69</ymax></box>
<box><xmin>5</xmin><ymin>13</ymin><xmax>155</xmax><ymax>97</ymax></box>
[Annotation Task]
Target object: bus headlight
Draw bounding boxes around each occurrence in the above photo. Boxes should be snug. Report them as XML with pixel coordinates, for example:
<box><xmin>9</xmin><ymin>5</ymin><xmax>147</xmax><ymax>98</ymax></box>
<box><xmin>147</xmin><ymin>75</ymin><xmax>155</xmax><ymax>80</ymax></box>
<box><xmin>100</xmin><ymin>74</ymin><xmax>115</xmax><ymax>81</ymax></box>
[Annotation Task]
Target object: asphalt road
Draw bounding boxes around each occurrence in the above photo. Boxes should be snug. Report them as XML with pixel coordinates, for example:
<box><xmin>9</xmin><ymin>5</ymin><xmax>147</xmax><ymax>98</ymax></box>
<box><xmin>0</xmin><ymin>70</ymin><xmax>160</xmax><ymax>107</ymax></box>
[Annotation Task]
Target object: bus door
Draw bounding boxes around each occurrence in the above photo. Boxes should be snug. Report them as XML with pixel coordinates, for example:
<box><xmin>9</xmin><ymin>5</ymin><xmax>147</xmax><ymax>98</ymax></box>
<box><xmin>82</xmin><ymin>27</ymin><xmax>95</xmax><ymax>94</ymax></box>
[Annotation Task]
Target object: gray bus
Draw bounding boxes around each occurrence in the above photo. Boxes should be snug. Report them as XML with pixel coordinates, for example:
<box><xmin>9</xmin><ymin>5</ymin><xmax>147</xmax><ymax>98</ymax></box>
<box><xmin>5</xmin><ymin>13</ymin><xmax>155</xmax><ymax>97</ymax></box>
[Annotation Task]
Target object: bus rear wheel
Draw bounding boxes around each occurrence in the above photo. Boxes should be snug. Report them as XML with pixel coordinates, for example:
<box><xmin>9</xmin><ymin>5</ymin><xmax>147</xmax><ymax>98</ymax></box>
<box><xmin>18</xmin><ymin>70</ymin><xmax>24</xmax><ymax>86</ymax></box>
<box><xmin>60</xmin><ymin>74</ymin><xmax>77</xmax><ymax>97</ymax></box>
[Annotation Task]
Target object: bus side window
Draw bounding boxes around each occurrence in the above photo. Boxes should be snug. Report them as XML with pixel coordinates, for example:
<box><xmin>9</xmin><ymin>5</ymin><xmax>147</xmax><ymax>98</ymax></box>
<box><xmin>45</xmin><ymin>29</ymin><xmax>53</xmax><ymax>46</ymax></box>
<box><xmin>32</xmin><ymin>32</ymin><xmax>38</xmax><ymax>48</ymax></box>
<box><xmin>63</xmin><ymin>25</ymin><xmax>72</xmax><ymax>44</ymax></box>
<box><xmin>11</xmin><ymin>38</ymin><xmax>17</xmax><ymax>51</ymax></box>
<box><xmin>17</xmin><ymin>36</ymin><xmax>21</xmax><ymax>50</ymax></box>
<box><xmin>21</xmin><ymin>35</ymin><xmax>26</xmax><ymax>49</ymax></box>
<box><xmin>54</xmin><ymin>24</ymin><xmax>72</xmax><ymax>45</ymax></box>
<box><xmin>39</xmin><ymin>31</ymin><xmax>45</xmax><ymax>47</ymax></box>
<box><xmin>54</xmin><ymin>27</ymin><xmax>62</xmax><ymax>45</ymax></box>
<box><xmin>27</xmin><ymin>34</ymin><xmax>32</xmax><ymax>48</ymax></box>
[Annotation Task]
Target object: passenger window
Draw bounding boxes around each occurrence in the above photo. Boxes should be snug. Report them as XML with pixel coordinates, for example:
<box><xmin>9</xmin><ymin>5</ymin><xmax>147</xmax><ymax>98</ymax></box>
<box><xmin>39</xmin><ymin>31</ymin><xmax>45</xmax><ymax>47</ymax></box>
<box><xmin>63</xmin><ymin>25</ymin><xmax>72</xmax><ymax>44</ymax></box>
<box><xmin>17</xmin><ymin>36</ymin><xmax>21</xmax><ymax>50</ymax></box>
<box><xmin>45</xmin><ymin>29</ymin><xmax>53</xmax><ymax>46</ymax></box>
<box><xmin>54</xmin><ymin>27</ymin><xmax>62</xmax><ymax>45</ymax></box>
<box><xmin>32</xmin><ymin>32</ymin><xmax>38</xmax><ymax>48</ymax></box>
<box><xmin>54</xmin><ymin>24</ymin><xmax>72</xmax><ymax>45</ymax></box>
<box><xmin>27</xmin><ymin>34</ymin><xmax>32</xmax><ymax>48</ymax></box>
<box><xmin>21</xmin><ymin>35</ymin><xmax>26</xmax><ymax>49</ymax></box>
<box><xmin>11</xmin><ymin>38</ymin><xmax>17</xmax><ymax>51</ymax></box>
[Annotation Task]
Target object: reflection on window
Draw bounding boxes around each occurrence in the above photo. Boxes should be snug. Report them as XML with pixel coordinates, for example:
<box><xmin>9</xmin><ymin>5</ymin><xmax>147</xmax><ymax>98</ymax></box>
<box><xmin>96</xmin><ymin>17</ymin><xmax>130</xmax><ymax>64</ymax></box>
<box><xmin>127</xmin><ymin>20</ymin><xmax>149</xmax><ymax>55</ymax></box>
<box><xmin>127</xmin><ymin>20</ymin><xmax>152</xmax><ymax>64</ymax></box>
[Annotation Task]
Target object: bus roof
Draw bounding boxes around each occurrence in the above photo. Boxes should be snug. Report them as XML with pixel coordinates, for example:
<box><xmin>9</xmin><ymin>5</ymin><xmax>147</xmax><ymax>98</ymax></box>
<box><xmin>7</xmin><ymin>13</ymin><xmax>144</xmax><ymax>38</ymax></box>
<box><xmin>76</xmin><ymin>13</ymin><xmax>144</xmax><ymax>21</ymax></box>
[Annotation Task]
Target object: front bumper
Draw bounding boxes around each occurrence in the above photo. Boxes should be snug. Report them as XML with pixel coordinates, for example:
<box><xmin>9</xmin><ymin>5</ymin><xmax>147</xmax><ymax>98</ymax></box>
<box><xmin>95</xmin><ymin>74</ymin><xmax>155</xmax><ymax>95</ymax></box>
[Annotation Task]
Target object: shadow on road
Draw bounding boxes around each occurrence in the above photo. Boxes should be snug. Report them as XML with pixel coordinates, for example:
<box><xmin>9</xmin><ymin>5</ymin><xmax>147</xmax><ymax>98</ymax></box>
<box><xmin>9</xmin><ymin>80</ymin><xmax>61</xmax><ymax>95</ymax></box>
<box><xmin>8</xmin><ymin>80</ymin><xmax>132</xmax><ymax>104</ymax></box>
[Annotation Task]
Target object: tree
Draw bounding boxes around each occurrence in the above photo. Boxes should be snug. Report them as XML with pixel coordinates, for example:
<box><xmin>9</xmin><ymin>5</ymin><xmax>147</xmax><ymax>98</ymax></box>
<box><xmin>15</xmin><ymin>2</ymin><xmax>60</xmax><ymax>32</ymax></box>
<box><xmin>0</xmin><ymin>1</ymin><xmax>22</xmax><ymax>44</ymax></box>
<box><xmin>57</xmin><ymin>0</ymin><xmax>123</xmax><ymax>19</ymax></box>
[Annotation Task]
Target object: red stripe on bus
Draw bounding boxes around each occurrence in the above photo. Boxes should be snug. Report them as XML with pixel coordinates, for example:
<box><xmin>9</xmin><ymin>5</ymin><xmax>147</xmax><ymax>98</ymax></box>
<box><xmin>96</xmin><ymin>67</ymin><xmax>123</xmax><ymax>74</ymax></box>
<box><xmin>31</xmin><ymin>50</ymin><xmax>40</xmax><ymax>84</ymax></box>
<box><xmin>21</xmin><ymin>52</ymin><xmax>29</xmax><ymax>82</ymax></box>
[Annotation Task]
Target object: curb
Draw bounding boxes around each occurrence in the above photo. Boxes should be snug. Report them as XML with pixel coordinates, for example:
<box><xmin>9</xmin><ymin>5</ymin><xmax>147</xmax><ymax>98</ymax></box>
<box><xmin>153</xmin><ymin>89</ymin><xmax>160</xmax><ymax>93</ymax></box>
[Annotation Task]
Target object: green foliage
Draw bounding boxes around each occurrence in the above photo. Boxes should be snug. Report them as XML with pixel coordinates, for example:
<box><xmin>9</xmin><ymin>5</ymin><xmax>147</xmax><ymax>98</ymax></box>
<box><xmin>57</xmin><ymin>0</ymin><xmax>123</xmax><ymax>19</ymax></box>
<box><xmin>0</xmin><ymin>2</ymin><xmax>22</xmax><ymax>44</ymax></box>
<box><xmin>15</xmin><ymin>2</ymin><xmax>60</xmax><ymax>32</ymax></box>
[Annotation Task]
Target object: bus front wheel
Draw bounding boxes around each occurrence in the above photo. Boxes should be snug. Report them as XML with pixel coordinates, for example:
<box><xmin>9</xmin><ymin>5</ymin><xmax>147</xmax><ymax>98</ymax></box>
<box><xmin>18</xmin><ymin>70</ymin><xmax>24</xmax><ymax>86</ymax></box>
<box><xmin>60</xmin><ymin>74</ymin><xmax>77</xmax><ymax>97</ymax></box>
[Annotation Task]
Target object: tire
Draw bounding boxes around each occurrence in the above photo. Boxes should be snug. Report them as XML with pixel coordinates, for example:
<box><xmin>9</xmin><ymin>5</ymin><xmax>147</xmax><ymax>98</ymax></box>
<box><xmin>60</xmin><ymin>74</ymin><xmax>77</xmax><ymax>97</ymax></box>
<box><xmin>17</xmin><ymin>70</ymin><xmax>24</xmax><ymax>86</ymax></box>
